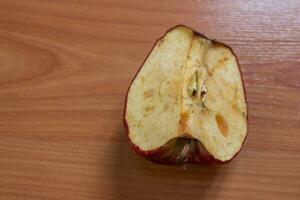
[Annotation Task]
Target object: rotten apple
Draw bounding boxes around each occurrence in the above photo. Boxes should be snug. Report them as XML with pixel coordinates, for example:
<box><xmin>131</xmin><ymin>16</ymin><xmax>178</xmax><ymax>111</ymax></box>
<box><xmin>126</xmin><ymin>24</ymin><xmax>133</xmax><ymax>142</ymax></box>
<box><xmin>124</xmin><ymin>26</ymin><xmax>247</xmax><ymax>165</ymax></box>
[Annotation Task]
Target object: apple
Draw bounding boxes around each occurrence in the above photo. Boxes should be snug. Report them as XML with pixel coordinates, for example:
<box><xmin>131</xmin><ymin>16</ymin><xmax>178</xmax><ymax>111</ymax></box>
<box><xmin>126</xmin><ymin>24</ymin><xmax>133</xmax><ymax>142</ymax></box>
<box><xmin>124</xmin><ymin>26</ymin><xmax>247</xmax><ymax>165</ymax></box>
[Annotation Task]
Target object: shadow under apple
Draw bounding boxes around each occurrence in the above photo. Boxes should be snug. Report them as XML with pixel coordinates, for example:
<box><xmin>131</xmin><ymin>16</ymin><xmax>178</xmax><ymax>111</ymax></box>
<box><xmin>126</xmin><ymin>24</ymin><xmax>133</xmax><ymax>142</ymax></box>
<box><xmin>109</xmin><ymin>124</ymin><xmax>230</xmax><ymax>200</ymax></box>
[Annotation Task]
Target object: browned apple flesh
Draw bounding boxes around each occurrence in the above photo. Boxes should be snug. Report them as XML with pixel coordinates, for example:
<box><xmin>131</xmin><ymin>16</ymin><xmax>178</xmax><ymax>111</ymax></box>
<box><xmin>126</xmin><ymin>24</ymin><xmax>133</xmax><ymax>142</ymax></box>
<box><xmin>125</xmin><ymin>26</ymin><xmax>247</xmax><ymax>162</ymax></box>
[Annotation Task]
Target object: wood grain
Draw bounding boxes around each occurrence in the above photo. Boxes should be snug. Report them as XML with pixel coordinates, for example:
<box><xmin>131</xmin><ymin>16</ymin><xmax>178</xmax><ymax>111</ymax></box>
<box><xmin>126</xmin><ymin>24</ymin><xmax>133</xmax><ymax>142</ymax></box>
<box><xmin>0</xmin><ymin>0</ymin><xmax>299</xmax><ymax>199</ymax></box>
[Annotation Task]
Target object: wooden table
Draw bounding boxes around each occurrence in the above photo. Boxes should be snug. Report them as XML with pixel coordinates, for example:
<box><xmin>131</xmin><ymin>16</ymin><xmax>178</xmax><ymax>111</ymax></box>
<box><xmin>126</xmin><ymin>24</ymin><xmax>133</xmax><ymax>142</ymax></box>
<box><xmin>0</xmin><ymin>0</ymin><xmax>299</xmax><ymax>199</ymax></box>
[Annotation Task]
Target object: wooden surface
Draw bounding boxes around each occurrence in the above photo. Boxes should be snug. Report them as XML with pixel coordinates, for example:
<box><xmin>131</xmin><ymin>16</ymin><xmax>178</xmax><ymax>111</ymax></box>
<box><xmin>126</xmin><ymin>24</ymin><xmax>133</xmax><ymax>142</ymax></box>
<box><xmin>0</xmin><ymin>0</ymin><xmax>299</xmax><ymax>199</ymax></box>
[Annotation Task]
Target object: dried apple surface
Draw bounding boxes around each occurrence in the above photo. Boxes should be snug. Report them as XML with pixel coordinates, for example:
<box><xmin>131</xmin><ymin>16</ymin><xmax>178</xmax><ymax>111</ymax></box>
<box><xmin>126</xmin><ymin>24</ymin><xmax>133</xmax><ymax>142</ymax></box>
<box><xmin>125</xmin><ymin>26</ymin><xmax>247</xmax><ymax>163</ymax></box>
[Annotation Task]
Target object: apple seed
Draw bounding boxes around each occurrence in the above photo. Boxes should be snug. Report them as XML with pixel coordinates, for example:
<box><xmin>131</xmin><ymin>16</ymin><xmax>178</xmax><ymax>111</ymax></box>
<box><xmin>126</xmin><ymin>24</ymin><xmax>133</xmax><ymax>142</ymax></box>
<box><xmin>187</xmin><ymin>71</ymin><xmax>198</xmax><ymax>97</ymax></box>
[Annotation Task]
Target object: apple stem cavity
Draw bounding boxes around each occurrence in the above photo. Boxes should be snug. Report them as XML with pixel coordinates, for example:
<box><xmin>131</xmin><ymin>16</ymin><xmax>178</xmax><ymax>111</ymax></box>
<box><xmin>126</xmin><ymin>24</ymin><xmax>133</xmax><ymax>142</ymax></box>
<box><xmin>175</xmin><ymin>138</ymin><xmax>197</xmax><ymax>166</ymax></box>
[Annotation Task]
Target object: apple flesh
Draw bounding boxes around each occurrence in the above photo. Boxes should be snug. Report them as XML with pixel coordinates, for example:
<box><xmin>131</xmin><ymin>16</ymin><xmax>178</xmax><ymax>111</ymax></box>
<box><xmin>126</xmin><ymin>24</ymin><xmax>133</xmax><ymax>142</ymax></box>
<box><xmin>124</xmin><ymin>26</ymin><xmax>247</xmax><ymax>165</ymax></box>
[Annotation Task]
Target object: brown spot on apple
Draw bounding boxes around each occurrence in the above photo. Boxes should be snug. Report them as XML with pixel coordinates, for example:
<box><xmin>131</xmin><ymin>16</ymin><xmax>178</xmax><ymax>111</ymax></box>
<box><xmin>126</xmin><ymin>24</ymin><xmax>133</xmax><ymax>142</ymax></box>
<box><xmin>242</xmin><ymin>112</ymin><xmax>246</xmax><ymax>117</ymax></box>
<box><xmin>144</xmin><ymin>89</ymin><xmax>155</xmax><ymax>98</ymax></box>
<box><xmin>179</xmin><ymin>112</ymin><xmax>190</xmax><ymax>133</ymax></box>
<box><xmin>232</xmin><ymin>101</ymin><xmax>239</xmax><ymax>112</ymax></box>
<box><xmin>163</xmin><ymin>104</ymin><xmax>169</xmax><ymax>111</ymax></box>
<box><xmin>217</xmin><ymin>57</ymin><xmax>229</xmax><ymax>67</ymax></box>
<box><xmin>215</xmin><ymin>114</ymin><xmax>229</xmax><ymax>137</ymax></box>
<box><xmin>145</xmin><ymin>106</ymin><xmax>155</xmax><ymax>113</ymax></box>
<box><xmin>179</xmin><ymin>132</ymin><xmax>193</xmax><ymax>138</ymax></box>
<box><xmin>231</xmin><ymin>87</ymin><xmax>242</xmax><ymax>113</ymax></box>
<box><xmin>158</xmin><ymin>39</ymin><xmax>165</xmax><ymax>47</ymax></box>
<box><xmin>143</xmin><ymin>106</ymin><xmax>155</xmax><ymax>116</ymax></box>
<box><xmin>210</xmin><ymin>57</ymin><xmax>229</xmax><ymax>74</ymax></box>
<box><xmin>140</xmin><ymin>76</ymin><xmax>145</xmax><ymax>85</ymax></box>
<box><xmin>222</xmin><ymin>57</ymin><xmax>229</xmax><ymax>62</ymax></box>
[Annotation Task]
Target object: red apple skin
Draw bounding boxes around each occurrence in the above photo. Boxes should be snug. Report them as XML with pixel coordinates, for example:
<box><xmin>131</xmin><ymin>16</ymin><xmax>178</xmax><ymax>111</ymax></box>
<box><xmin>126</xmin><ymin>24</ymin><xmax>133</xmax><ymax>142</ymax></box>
<box><xmin>123</xmin><ymin>25</ymin><xmax>248</xmax><ymax>165</ymax></box>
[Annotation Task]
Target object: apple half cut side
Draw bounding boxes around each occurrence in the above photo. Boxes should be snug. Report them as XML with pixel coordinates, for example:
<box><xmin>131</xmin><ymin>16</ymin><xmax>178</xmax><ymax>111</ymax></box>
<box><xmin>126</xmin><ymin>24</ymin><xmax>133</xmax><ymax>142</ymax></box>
<box><xmin>124</xmin><ymin>26</ymin><xmax>247</xmax><ymax>165</ymax></box>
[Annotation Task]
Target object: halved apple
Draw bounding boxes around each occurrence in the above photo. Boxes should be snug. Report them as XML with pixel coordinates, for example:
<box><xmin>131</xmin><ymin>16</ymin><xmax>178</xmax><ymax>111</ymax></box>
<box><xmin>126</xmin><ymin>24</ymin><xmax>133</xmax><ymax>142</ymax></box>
<box><xmin>124</xmin><ymin>26</ymin><xmax>247</xmax><ymax>164</ymax></box>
